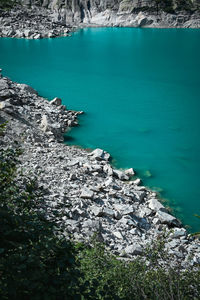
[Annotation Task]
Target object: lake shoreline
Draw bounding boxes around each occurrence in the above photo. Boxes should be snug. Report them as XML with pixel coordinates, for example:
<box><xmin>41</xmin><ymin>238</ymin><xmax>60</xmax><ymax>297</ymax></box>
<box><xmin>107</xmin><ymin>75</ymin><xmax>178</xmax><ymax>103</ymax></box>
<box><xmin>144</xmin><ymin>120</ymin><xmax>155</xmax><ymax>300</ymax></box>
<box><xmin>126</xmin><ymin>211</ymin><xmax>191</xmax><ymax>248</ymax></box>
<box><xmin>0</xmin><ymin>71</ymin><xmax>200</xmax><ymax>268</ymax></box>
<box><xmin>0</xmin><ymin>5</ymin><xmax>200</xmax><ymax>39</ymax></box>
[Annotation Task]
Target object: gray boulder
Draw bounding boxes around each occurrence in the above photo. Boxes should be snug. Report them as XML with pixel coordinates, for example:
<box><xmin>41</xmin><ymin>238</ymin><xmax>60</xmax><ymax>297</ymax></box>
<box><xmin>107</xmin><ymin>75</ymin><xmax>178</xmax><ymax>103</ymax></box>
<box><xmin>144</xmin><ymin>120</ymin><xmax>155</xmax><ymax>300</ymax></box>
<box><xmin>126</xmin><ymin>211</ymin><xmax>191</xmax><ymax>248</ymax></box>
<box><xmin>80</xmin><ymin>188</ymin><xmax>94</xmax><ymax>199</ymax></box>
<box><xmin>148</xmin><ymin>198</ymin><xmax>167</xmax><ymax>212</ymax></box>
<box><xmin>156</xmin><ymin>211</ymin><xmax>180</xmax><ymax>227</ymax></box>
<box><xmin>125</xmin><ymin>244</ymin><xmax>143</xmax><ymax>255</ymax></box>
<box><xmin>89</xmin><ymin>148</ymin><xmax>110</xmax><ymax>161</ymax></box>
<box><xmin>50</xmin><ymin>97</ymin><xmax>62</xmax><ymax>106</ymax></box>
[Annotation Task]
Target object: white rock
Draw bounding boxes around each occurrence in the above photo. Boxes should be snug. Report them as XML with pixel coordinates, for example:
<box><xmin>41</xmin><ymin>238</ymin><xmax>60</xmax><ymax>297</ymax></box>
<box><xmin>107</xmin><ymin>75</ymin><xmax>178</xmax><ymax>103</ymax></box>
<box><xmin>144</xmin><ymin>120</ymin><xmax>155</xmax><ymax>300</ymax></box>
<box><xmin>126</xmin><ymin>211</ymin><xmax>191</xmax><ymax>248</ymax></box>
<box><xmin>113</xmin><ymin>169</ymin><xmax>129</xmax><ymax>181</ymax></box>
<box><xmin>125</xmin><ymin>244</ymin><xmax>143</xmax><ymax>255</ymax></box>
<box><xmin>104</xmin><ymin>177</ymin><xmax>113</xmax><ymax>187</ymax></box>
<box><xmin>171</xmin><ymin>228</ymin><xmax>187</xmax><ymax>238</ymax></box>
<box><xmin>132</xmin><ymin>178</ymin><xmax>141</xmax><ymax>185</ymax></box>
<box><xmin>125</xmin><ymin>168</ymin><xmax>135</xmax><ymax>176</ymax></box>
<box><xmin>102</xmin><ymin>207</ymin><xmax>115</xmax><ymax>218</ymax></box>
<box><xmin>103</xmin><ymin>164</ymin><xmax>113</xmax><ymax>176</ymax></box>
<box><xmin>80</xmin><ymin>188</ymin><xmax>94</xmax><ymax>199</ymax></box>
<box><xmin>90</xmin><ymin>206</ymin><xmax>102</xmax><ymax>216</ymax></box>
<box><xmin>40</xmin><ymin>115</ymin><xmax>49</xmax><ymax>132</ymax></box>
<box><xmin>50</xmin><ymin>97</ymin><xmax>62</xmax><ymax>106</ymax></box>
<box><xmin>113</xmin><ymin>231</ymin><xmax>123</xmax><ymax>239</ymax></box>
<box><xmin>156</xmin><ymin>211</ymin><xmax>180</xmax><ymax>226</ymax></box>
<box><xmin>89</xmin><ymin>148</ymin><xmax>110</xmax><ymax>161</ymax></box>
<box><xmin>148</xmin><ymin>198</ymin><xmax>167</xmax><ymax>212</ymax></box>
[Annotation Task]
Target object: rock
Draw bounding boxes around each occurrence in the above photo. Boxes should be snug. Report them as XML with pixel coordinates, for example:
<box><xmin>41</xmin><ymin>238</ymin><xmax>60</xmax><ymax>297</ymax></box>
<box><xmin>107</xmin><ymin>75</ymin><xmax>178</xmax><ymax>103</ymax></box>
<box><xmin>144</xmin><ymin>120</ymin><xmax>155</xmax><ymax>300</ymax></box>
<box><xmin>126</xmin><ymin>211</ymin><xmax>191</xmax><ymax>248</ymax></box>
<box><xmin>90</xmin><ymin>206</ymin><xmax>103</xmax><ymax>216</ymax></box>
<box><xmin>125</xmin><ymin>244</ymin><xmax>143</xmax><ymax>256</ymax></box>
<box><xmin>193</xmin><ymin>254</ymin><xmax>200</xmax><ymax>265</ymax></box>
<box><xmin>171</xmin><ymin>228</ymin><xmax>187</xmax><ymax>238</ymax></box>
<box><xmin>156</xmin><ymin>211</ymin><xmax>180</xmax><ymax>227</ymax></box>
<box><xmin>125</xmin><ymin>168</ymin><xmax>135</xmax><ymax>176</ymax></box>
<box><xmin>89</xmin><ymin>148</ymin><xmax>110</xmax><ymax>161</ymax></box>
<box><xmin>113</xmin><ymin>231</ymin><xmax>123</xmax><ymax>239</ymax></box>
<box><xmin>130</xmin><ymin>228</ymin><xmax>141</xmax><ymax>236</ymax></box>
<box><xmin>121</xmin><ymin>206</ymin><xmax>134</xmax><ymax>216</ymax></box>
<box><xmin>34</xmin><ymin>33</ymin><xmax>41</xmax><ymax>39</ymax></box>
<box><xmin>114</xmin><ymin>210</ymin><xmax>122</xmax><ymax>220</ymax></box>
<box><xmin>1</xmin><ymin>72</ymin><xmax>200</xmax><ymax>271</ymax></box>
<box><xmin>113</xmin><ymin>169</ymin><xmax>129</xmax><ymax>181</ymax></box>
<box><xmin>80</xmin><ymin>188</ymin><xmax>94</xmax><ymax>199</ymax></box>
<box><xmin>135</xmin><ymin>12</ymin><xmax>153</xmax><ymax>27</ymax></box>
<box><xmin>40</xmin><ymin>115</ymin><xmax>49</xmax><ymax>133</ymax></box>
<box><xmin>138</xmin><ymin>207</ymin><xmax>152</xmax><ymax>218</ymax></box>
<box><xmin>103</xmin><ymin>164</ymin><xmax>113</xmax><ymax>176</ymax></box>
<box><xmin>24</xmin><ymin>29</ymin><xmax>32</xmax><ymax>37</ymax></box>
<box><xmin>102</xmin><ymin>207</ymin><xmax>115</xmax><ymax>218</ymax></box>
<box><xmin>82</xmin><ymin>219</ymin><xmax>101</xmax><ymax>230</ymax></box>
<box><xmin>104</xmin><ymin>177</ymin><xmax>113</xmax><ymax>187</ymax></box>
<box><xmin>67</xmin><ymin>159</ymin><xmax>80</xmax><ymax>166</ymax></box>
<box><xmin>0</xmin><ymin>79</ymin><xmax>9</xmax><ymax>90</ymax></box>
<box><xmin>19</xmin><ymin>84</ymin><xmax>38</xmax><ymax>95</ymax></box>
<box><xmin>132</xmin><ymin>178</ymin><xmax>141</xmax><ymax>185</ymax></box>
<box><xmin>0</xmin><ymin>100</ymin><xmax>13</xmax><ymax>113</ymax></box>
<box><xmin>148</xmin><ymin>198</ymin><xmax>167</xmax><ymax>212</ymax></box>
<box><xmin>133</xmin><ymin>191</ymin><xmax>146</xmax><ymax>202</ymax></box>
<box><xmin>166</xmin><ymin>240</ymin><xmax>179</xmax><ymax>249</ymax></box>
<box><xmin>69</xmin><ymin>173</ymin><xmax>77</xmax><ymax>181</ymax></box>
<box><xmin>50</xmin><ymin>97</ymin><xmax>62</xmax><ymax>106</ymax></box>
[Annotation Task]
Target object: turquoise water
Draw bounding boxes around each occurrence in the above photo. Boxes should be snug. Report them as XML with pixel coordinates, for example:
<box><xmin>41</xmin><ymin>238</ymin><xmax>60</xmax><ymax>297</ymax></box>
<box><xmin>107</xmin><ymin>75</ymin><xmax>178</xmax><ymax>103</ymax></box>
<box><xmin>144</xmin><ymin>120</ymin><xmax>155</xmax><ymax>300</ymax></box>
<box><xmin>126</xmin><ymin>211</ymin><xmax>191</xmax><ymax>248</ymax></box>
<box><xmin>0</xmin><ymin>28</ymin><xmax>200</xmax><ymax>231</ymax></box>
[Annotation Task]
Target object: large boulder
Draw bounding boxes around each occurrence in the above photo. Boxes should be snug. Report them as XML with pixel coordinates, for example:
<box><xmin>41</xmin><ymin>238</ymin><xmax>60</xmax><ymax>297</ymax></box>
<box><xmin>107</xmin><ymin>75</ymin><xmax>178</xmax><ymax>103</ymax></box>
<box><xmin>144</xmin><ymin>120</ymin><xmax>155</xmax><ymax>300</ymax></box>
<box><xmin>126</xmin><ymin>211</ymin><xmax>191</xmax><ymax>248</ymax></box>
<box><xmin>89</xmin><ymin>148</ymin><xmax>110</xmax><ymax>161</ymax></box>
<box><xmin>148</xmin><ymin>198</ymin><xmax>168</xmax><ymax>212</ymax></box>
<box><xmin>156</xmin><ymin>210</ymin><xmax>180</xmax><ymax>227</ymax></box>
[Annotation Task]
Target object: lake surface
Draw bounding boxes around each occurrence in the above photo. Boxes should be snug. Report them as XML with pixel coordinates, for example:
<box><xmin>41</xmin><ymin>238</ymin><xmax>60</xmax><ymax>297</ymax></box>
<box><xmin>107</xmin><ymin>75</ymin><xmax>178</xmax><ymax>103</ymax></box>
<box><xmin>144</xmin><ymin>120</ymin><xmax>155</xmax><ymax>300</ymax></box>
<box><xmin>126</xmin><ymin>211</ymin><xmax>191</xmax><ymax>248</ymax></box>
<box><xmin>0</xmin><ymin>28</ymin><xmax>200</xmax><ymax>231</ymax></box>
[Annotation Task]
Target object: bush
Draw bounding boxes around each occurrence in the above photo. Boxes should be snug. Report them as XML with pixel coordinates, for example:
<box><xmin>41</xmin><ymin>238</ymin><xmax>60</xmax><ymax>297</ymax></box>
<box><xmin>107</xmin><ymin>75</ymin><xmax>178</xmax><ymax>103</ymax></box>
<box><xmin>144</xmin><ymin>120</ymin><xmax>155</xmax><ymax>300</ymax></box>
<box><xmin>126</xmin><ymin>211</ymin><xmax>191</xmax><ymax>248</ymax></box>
<box><xmin>0</xmin><ymin>0</ymin><xmax>16</xmax><ymax>9</ymax></box>
<box><xmin>0</xmin><ymin>146</ymin><xmax>81</xmax><ymax>299</ymax></box>
<box><xmin>77</xmin><ymin>237</ymin><xmax>200</xmax><ymax>299</ymax></box>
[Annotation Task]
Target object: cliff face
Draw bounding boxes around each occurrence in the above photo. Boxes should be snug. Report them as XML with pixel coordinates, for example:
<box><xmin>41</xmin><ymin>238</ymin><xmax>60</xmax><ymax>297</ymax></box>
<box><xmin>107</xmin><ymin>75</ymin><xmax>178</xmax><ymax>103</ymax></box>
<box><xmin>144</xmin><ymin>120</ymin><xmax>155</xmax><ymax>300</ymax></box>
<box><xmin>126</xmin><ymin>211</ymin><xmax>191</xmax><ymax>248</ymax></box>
<box><xmin>19</xmin><ymin>0</ymin><xmax>200</xmax><ymax>26</ymax></box>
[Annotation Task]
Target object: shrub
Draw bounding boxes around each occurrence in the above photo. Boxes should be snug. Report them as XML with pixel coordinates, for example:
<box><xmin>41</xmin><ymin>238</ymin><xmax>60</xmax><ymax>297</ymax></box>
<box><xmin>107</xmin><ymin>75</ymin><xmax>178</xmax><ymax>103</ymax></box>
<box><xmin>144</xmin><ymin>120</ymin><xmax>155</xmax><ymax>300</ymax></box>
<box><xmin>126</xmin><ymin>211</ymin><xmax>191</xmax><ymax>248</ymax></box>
<box><xmin>0</xmin><ymin>146</ymin><xmax>81</xmax><ymax>299</ymax></box>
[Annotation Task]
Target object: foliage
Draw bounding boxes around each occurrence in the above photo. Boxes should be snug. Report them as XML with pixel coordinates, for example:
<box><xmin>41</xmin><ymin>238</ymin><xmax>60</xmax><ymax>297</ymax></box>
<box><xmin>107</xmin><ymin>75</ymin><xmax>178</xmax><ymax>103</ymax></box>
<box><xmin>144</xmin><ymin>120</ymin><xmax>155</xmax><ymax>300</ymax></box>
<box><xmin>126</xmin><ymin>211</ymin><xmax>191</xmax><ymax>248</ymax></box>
<box><xmin>154</xmin><ymin>0</ymin><xmax>174</xmax><ymax>14</ymax></box>
<box><xmin>0</xmin><ymin>122</ymin><xmax>8</xmax><ymax>136</ymax></box>
<box><xmin>0</xmin><ymin>146</ymin><xmax>81</xmax><ymax>300</ymax></box>
<box><xmin>77</xmin><ymin>236</ymin><xmax>200</xmax><ymax>300</ymax></box>
<box><xmin>0</xmin><ymin>0</ymin><xmax>16</xmax><ymax>9</ymax></box>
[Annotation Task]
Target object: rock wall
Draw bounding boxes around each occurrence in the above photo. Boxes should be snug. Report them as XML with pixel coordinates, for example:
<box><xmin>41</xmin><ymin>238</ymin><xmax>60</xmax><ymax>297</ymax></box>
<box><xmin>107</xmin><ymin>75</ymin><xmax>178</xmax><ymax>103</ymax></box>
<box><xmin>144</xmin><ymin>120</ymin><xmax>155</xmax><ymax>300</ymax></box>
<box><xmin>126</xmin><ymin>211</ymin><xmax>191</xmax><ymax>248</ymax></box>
<box><xmin>18</xmin><ymin>0</ymin><xmax>200</xmax><ymax>27</ymax></box>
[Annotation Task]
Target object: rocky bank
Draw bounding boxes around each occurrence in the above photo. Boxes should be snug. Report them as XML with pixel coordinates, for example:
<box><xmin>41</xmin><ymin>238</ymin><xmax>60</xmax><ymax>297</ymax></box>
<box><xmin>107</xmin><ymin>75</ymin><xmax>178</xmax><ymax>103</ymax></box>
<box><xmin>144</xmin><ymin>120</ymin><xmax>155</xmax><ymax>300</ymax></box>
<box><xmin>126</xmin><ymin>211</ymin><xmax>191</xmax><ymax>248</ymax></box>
<box><xmin>0</xmin><ymin>70</ymin><xmax>200</xmax><ymax>269</ymax></box>
<box><xmin>0</xmin><ymin>0</ymin><xmax>200</xmax><ymax>39</ymax></box>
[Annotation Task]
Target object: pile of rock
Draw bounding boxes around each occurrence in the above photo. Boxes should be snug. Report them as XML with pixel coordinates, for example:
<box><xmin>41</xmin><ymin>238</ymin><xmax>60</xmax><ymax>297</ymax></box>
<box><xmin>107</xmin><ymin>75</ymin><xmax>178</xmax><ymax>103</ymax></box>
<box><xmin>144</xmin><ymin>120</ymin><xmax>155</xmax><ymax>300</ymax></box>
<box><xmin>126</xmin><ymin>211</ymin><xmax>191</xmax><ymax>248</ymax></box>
<box><xmin>0</xmin><ymin>70</ymin><xmax>199</xmax><ymax>269</ymax></box>
<box><xmin>0</xmin><ymin>6</ymin><xmax>72</xmax><ymax>39</ymax></box>
<box><xmin>0</xmin><ymin>71</ymin><xmax>82</xmax><ymax>144</ymax></box>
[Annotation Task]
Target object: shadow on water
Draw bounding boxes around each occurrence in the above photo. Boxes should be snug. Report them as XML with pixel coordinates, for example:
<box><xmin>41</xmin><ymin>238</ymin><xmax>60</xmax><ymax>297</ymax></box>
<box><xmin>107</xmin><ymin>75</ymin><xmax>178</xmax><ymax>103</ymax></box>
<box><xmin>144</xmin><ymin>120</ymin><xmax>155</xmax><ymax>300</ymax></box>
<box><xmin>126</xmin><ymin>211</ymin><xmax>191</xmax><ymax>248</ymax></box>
<box><xmin>64</xmin><ymin>135</ymin><xmax>76</xmax><ymax>143</ymax></box>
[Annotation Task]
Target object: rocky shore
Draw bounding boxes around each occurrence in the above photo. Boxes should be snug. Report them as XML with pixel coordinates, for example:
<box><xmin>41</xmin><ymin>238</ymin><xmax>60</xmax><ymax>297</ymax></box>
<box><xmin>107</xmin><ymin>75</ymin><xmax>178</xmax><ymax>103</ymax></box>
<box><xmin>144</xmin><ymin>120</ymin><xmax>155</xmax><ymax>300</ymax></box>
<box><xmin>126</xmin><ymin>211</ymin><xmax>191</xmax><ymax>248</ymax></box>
<box><xmin>0</xmin><ymin>1</ymin><xmax>200</xmax><ymax>39</ymax></box>
<box><xmin>0</xmin><ymin>6</ymin><xmax>74</xmax><ymax>39</ymax></box>
<box><xmin>0</xmin><ymin>71</ymin><xmax>200</xmax><ymax>269</ymax></box>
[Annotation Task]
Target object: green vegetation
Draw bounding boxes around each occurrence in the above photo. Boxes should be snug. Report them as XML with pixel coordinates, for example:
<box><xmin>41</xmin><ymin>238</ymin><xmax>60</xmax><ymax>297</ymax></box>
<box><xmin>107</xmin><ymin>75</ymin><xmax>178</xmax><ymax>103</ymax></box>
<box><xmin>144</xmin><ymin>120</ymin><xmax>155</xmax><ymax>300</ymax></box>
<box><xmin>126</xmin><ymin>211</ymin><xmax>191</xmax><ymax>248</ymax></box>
<box><xmin>154</xmin><ymin>0</ymin><xmax>174</xmax><ymax>14</ymax></box>
<box><xmin>153</xmin><ymin>0</ymin><xmax>195</xmax><ymax>13</ymax></box>
<box><xmin>0</xmin><ymin>0</ymin><xmax>16</xmax><ymax>9</ymax></box>
<box><xmin>0</xmin><ymin>127</ymin><xmax>200</xmax><ymax>299</ymax></box>
<box><xmin>0</xmin><ymin>146</ymin><xmax>81</xmax><ymax>299</ymax></box>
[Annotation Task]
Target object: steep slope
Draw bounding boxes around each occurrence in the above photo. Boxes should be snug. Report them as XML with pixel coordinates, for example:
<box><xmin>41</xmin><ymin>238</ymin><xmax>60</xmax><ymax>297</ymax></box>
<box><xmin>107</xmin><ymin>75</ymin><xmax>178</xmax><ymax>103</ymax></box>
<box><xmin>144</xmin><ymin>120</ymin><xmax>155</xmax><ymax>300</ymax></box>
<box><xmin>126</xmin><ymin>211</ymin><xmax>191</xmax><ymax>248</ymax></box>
<box><xmin>20</xmin><ymin>0</ymin><xmax>200</xmax><ymax>26</ymax></box>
